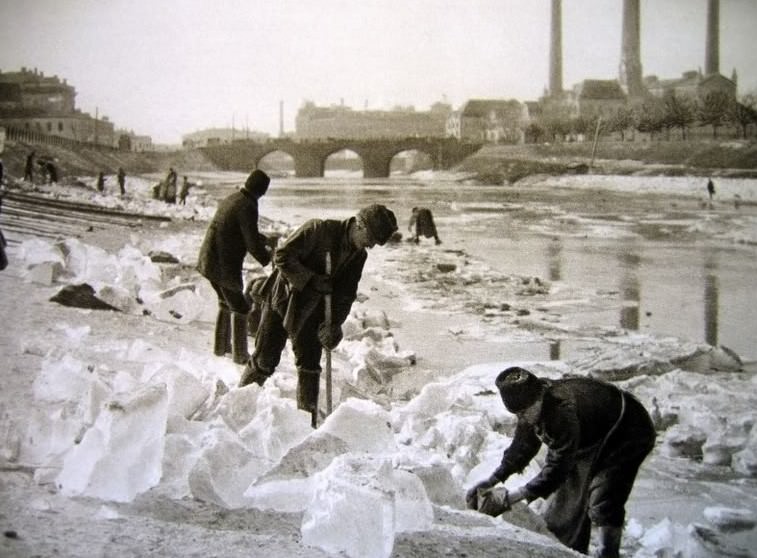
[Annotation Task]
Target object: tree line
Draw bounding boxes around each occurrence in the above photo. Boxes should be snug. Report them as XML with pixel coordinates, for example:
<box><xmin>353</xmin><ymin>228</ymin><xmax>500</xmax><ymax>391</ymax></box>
<box><xmin>526</xmin><ymin>92</ymin><xmax>757</xmax><ymax>143</ymax></box>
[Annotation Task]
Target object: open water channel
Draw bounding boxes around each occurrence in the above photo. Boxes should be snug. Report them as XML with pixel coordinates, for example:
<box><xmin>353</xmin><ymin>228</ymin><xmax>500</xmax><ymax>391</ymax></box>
<box><xmin>209</xmin><ymin>174</ymin><xmax>757</xmax><ymax>374</ymax></box>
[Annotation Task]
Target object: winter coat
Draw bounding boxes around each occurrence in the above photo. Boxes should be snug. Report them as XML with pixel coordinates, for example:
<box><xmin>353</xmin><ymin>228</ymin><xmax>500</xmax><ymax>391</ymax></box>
<box><xmin>492</xmin><ymin>377</ymin><xmax>655</xmax><ymax>550</ymax></box>
<box><xmin>197</xmin><ymin>189</ymin><xmax>270</xmax><ymax>290</ymax></box>
<box><xmin>252</xmin><ymin>217</ymin><xmax>366</xmax><ymax>338</ymax></box>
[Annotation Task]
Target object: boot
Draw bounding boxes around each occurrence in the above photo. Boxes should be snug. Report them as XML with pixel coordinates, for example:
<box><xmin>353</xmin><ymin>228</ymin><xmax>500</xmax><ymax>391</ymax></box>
<box><xmin>239</xmin><ymin>359</ymin><xmax>271</xmax><ymax>388</ymax></box>
<box><xmin>296</xmin><ymin>368</ymin><xmax>321</xmax><ymax>414</ymax></box>
<box><xmin>213</xmin><ymin>308</ymin><xmax>231</xmax><ymax>356</ymax></box>
<box><xmin>231</xmin><ymin>312</ymin><xmax>249</xmax><ymax>364</ymax></box>
<box><xmin>593</xmin><ymin>525</ymin><xmax>622</xmax><ymax>558</ymax></box>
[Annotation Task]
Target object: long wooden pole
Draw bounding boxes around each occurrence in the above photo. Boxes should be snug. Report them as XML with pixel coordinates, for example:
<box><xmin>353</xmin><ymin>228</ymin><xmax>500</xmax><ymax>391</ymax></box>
<box><xmin>324</xmin><ymin>252</ymin><xmax>333</xmax><ymax>416</ymax></box>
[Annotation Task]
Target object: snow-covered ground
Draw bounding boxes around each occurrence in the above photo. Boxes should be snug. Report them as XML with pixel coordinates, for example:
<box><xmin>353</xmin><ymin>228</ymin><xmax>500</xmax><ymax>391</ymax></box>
<box><xmin>0</xmin><ymin>171</ymin><xmax>756</xmax><ymax>558</ymax></box>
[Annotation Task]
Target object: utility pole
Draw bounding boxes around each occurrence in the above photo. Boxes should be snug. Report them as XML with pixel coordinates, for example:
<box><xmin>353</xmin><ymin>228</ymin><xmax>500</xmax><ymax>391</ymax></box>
<box><xmin>94</xmin><ymin>106</ymin><xmax>99</xmax><ymax>146</ymax></box>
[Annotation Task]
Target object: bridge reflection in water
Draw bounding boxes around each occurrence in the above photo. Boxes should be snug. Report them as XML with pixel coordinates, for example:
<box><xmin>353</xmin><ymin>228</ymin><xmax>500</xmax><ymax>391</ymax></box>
<box><xmin>199</xmin><ymin>137</ymin><xmax>483</xmax><ymax>178</ymax></box>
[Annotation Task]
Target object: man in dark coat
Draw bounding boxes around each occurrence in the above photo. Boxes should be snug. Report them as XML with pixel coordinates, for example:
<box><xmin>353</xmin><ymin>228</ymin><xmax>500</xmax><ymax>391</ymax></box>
<box><xmin>117</xmin><ymin>167</ymin><xmax>126</xmax><ymax>195</ymax></box>
<box><xmin>24</xmin><ymin>151</ymin><xmax>35</xmax><ymax>182</ymax></box>
<box><xmin>197</xmin><ymin>169</ymin><xmax>272</xmax><ymax>365</ymax></box>
<box><xmin>466</xmin><ymin>367</ymin><xmax>656</xmax><ymax>558</ymax></box>
<box><xmin>240</xmin><ymin>204</ymin><xmax>398</xmax><ymax>417</ymax></box>
<box><xmin>408</xmin><ymin>207</ymin><xmax>441</xmax><ymax>245</ymax></box>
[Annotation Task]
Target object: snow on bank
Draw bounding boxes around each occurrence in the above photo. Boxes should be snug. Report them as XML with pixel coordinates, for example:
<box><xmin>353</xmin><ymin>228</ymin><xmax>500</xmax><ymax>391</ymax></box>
<box><xmin>3</xmin><ymin>234</ymin><xmax>756</xmax><ymax>558</ymax></box>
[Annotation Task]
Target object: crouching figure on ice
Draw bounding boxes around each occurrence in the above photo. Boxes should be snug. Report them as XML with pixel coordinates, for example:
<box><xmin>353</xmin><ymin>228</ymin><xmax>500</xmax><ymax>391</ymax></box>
<box><xmin>240</xmin><ymin>204</ymin><xmax>398</xmax><ymax>416</ymax></box>
<box><xmin>466</xmin><ymin>367</ymin><xmax>656</xmax><ymax>558</ymax></box>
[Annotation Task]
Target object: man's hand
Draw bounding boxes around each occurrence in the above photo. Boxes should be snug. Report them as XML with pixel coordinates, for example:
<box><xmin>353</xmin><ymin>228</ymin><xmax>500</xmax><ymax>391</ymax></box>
<box><xmin>318</xmin><ymin>323</ymin><xmax>342</xmax><ymax>350</ymax></box>
<box><xmin>310</xmin><ymin>274</ymin><xmax>332</xmax><ymax>294</ymax></box>
<box><xmin>465</xmin><ymin>476</ymin><xmax>498</xmax><ymax>510</ymax></box>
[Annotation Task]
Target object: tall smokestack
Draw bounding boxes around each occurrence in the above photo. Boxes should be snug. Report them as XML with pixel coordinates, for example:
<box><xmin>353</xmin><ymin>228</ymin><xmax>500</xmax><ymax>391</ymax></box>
<box><xmin>279</xmin><ymin>100</ymin><xmax>284</xmax><ymax>138</ymax></box>
<box><xmin>620</xmin><ymin>0</ymin><xmax>644</xmax><ymax>97</ymax></box>
<box><xmin>705</xmin><ymin>0</ymin><xmax>719</xmax><ymax>75</ymax></box>
<box><xmin>549</xmin><ymin>0</ymin><xmax>563</xmax><ymax>97</ymax></box>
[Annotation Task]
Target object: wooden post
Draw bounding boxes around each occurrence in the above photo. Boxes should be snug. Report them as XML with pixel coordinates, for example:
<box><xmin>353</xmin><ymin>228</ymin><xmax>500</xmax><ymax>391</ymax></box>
<box><xmin>589</xmin><ymin>116</ymin><xmax>602</xmax><ymax>173</ymax></box>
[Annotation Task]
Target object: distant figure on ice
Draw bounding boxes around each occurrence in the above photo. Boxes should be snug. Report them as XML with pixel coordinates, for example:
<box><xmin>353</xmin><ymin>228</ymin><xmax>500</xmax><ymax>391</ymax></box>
<box><xmin>707</xmin><ymin>178</ymin><xmax>715</xmax><ymax>200</ymax></box>
<box><xmin>408</xmin><ymin>206</ymin><xmax>441</xmax><ymax>245</ymax></box>
<box><xmin>179</xmin><ymin>176</ymin><xmax>191</xmax><ymax>205</ymax></box>
<box><xmin>24</xmin><ymin>151</ymin><xmax>35</xmax><ymax>182</ymax></box>
<box><xmin>96</xmin><ymin>171</ymin><xmax>105</xmax><ymax>193</ymax></box>
<box><xmin>117</xmin><ymin>167</ymin><xmax>126</xmax><ymax>196</ymax></box>
<box><xmin>240</xmin><ymin>204</ymin><xmax>398</xmax><ymax>419</ymax></box>
<box><xmin>466</xmin><ymin>367</ymin><xmax>656</xmax><ymax>558</ymax></box>
<box><xmin>197</xmin><ymin>170</ymin><xmax>273</xmax><ymax>367</ymax></box>
<box><xmin>164</xmin><ymin>167</ymin><xmax>178</xmax><ymax>204</ymax></box>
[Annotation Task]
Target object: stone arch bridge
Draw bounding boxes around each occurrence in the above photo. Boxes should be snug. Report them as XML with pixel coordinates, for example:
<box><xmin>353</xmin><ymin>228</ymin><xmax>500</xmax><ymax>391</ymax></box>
<box><xmin>199</xmin><ymin>137</ymin><xmax>483</xmax><ymax>178</ymax></box>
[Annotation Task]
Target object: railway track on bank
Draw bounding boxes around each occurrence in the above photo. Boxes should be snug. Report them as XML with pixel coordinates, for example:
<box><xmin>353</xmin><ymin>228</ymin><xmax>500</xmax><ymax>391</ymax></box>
<box><xmin>0</xmin><ymin>191</ymin><xmax>171</xmax><ymax>244</ymax></box>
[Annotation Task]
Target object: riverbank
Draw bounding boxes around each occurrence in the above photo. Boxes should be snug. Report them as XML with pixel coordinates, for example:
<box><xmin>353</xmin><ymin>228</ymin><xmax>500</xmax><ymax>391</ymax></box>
<box><xmin>2</xmin><ymin>137</ymin><xmax>756</xmax><ymax>186</ymax></box>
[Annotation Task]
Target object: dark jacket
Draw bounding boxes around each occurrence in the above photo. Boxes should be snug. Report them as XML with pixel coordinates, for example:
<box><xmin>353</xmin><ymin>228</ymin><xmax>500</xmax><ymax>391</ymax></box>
<box><xmin>492</xmin><ymin>377</ymin><xmax>654</xmax><ymax>499</ymax></box>
<box><xmin>253</xmin><ymin>218</ymin><xmax>366</xmax><ymax>337</ymax></box>
<box><xmin>197</xmin><ymin>189</ymin><xmax>270</xmax><ymax>289</ymax></box>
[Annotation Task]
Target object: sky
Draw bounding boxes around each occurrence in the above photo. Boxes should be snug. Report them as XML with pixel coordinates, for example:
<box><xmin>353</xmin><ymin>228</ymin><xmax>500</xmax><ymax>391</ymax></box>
<box><xmin>1</xmin><ymin>0</ymin><xmax>756</xmax><ymax>145</ymax></box>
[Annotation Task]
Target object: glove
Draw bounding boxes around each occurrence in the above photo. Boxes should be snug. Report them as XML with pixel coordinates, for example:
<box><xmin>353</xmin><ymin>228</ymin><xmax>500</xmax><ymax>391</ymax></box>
<box><xmin>310</xmin><ymin>274</ymin><xmax>332</xmax><ymax>294</ymax></box>
<box><xmin>465</xmin><ymin>476</ymin><xmax>499</xmax><ymax>510</ymax></box>
<box><xmin>506</xmin><ymin>486</ymin><xmax>529</xmax><ymax>505</ymax></box>
<box><xmin>318</xmin><ymin>322</ymin><xmax>342</xmax><ymax>350</ymax></box>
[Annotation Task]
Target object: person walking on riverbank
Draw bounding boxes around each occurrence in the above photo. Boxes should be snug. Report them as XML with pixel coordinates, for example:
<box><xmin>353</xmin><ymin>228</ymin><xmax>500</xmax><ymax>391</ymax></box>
<box><xmin>96</xmin><ymin>172</ymin><xmax>105</xmax><ymax>193</ymax></box>
<box><xmin>117</xmin><ymin>167</ymin><xmax>126</xmax><ymax>196</ymax></box>
<box><xmin>23</xmin><ymin>151</ymin><xmax>35</xmax><ymax>182</ymax></box>
<box><xmin>467</xmin><ymin>366</ymin><xmax>656</xmax><ymax>558</ymax></box>
<box><xmin>164</xmin><ymin>167</ymin><xmax>178</xmax><ymax>204</ymax></box>
<box><xmin>240</xmin><ymin>204</ymin><xmax>398</xmax><ymax>418</ymax></box>
<box><xmin>197</xmin><ymin>169</ymin><xmax>273</xmax><ymax>366</ymax></box>
<box><xmin>179</xmin><ymin>176</ymin><xmax>191</xmax><ymax>205</ymax></box>
<box><xmin>408</xmin><ymin>206</ymin><xmax>441</xmax><ymax>245</ymax></box>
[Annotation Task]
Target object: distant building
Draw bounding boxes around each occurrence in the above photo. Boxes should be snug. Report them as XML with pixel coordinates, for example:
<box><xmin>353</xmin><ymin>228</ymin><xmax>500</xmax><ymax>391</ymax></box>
<box><xmin>453</xmin><ymin>99</ymin><xmax>527</xmax><ymax>143</ymax></box>
<box><xmin>644</xmin><ymin>70</ymin><xmax>736</xmax><ymax>100</ymax></box>
<box><xmin>0</xmin><ymin>66</ymin><xmax>122</xmax><ymax>148</ymax></box>
<box><xmin>572</xmin><ymin>79</ymin><xmax>627</xmax><ymax>118</ymax></box>
<box><xmin>117</xmin><ymin>130</ymin><xmax>153</xmax><ymax>152</ymax></box>
<box><xmin>182</xmin><ymin>127</ymin><xmax>269</xmax><ymax>148</ymax></box>
<box><xmin>295</xmin><ymin>101</ymin><xmax>451</xmax><ymax>139</ymax></box>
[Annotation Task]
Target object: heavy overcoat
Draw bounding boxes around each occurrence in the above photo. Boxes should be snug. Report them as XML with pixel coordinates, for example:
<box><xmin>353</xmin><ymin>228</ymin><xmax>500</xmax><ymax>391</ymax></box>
<box><xmin>197</xmin><ymin>189</ymin><xmax>270</xmax><ymax>290</ymax></box>
<box><xmin>492</xmin><ymin>377</ymin><xmax>655</xmax><ymax>552</ymax></box>
<box><xmin>252</xmin><ymin>218</ymin><xmax>366</xmax><ymax>337</ymax></box>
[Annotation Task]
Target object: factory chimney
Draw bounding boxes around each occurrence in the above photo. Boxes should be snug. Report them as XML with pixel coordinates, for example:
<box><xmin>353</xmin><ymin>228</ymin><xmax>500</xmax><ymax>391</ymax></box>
<box><xmin>619</xmin><ymin>0</ymin><xmax>644</xmax><ymax>97</ymax></box>
<box><xmin>549</xmin><ymin>0</ymin><xmax>563</xmax><ymax>97</ymax></box>
<box><xmin>279</xmin><ymin>100</ymin><xmax>284</xmax><ymax>138</ymax></box>
<box><xmin>705</xmin><ymin>0</ymin><xmax>719</xmax><ymax>75</ymax></box>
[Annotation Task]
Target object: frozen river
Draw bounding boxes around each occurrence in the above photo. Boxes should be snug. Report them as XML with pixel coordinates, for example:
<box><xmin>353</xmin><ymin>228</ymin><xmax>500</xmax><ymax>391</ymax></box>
<box><xmin>207</xmin><ymin>173</ymin><xmax>757</xmax><ymax>373</ymax></box>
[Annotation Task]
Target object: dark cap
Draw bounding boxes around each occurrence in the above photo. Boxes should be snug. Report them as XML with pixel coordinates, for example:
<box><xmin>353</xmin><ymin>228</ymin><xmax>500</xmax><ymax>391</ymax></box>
<box><xmin>495</xmin><ymin>367</ymin><xmax>543</xmax><ymax>413</ymax></box>
<box><xmin>357</xmin><ymin>204</ymin><xmax>398</xmax><ymax>245</ymax></box>
<box><xmin>243</xmin><ymin>169</ymin><xmax>270</xmax><ymax>197</ymax></box>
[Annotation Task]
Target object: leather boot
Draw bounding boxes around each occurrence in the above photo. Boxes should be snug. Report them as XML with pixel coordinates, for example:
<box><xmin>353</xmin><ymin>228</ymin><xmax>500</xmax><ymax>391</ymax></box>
<box><xmin>213</xmin><ymin>308</ymin><xmax>231</xmax><ymax>356</ymax></box>
<box><xmin>593</xmin><ymin>525</ymin><xmax>622</xmax><ymax>558</ymax></box>
<box><xmin>239</xmin><ymin>359</ymin><xmax>271</xmax><ymax>388</ymax></box>
<box><xmin>231</xmin><ymin>313</ymin><xmax>249</xmax><ymax>364</ymax></box>
<box><xmin>296</xmin><ymin>368</ymin><xmax>321</xmax><ymax>414</ymax></box>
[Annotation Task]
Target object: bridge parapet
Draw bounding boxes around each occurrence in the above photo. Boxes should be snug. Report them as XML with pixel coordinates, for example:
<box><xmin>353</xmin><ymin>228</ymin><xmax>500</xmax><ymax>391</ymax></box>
<box><xmin>200</xmin><ymin>137</ymin><xmax>483</xmax><ymax>178</ymax></box>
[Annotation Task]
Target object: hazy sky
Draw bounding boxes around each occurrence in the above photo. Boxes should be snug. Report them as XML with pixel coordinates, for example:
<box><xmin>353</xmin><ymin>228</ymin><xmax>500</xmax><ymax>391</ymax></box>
<box><xmin>1</xmin><ymin>0</ymin><xmax>756</xmax><ymax>144</ymax></box>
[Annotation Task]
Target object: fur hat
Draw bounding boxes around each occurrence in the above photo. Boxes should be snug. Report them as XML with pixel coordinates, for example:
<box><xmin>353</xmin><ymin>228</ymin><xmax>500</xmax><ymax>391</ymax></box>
<box><xmin>357</xmin><ymin>204</ymin><xmax>398</xmax><ymax>245</ymax></box>
<box><xmin>243</xmin><ymin>169</ymin><xmax>270</xmax><ymax>196</ymax></box>
<box><xmin>495</xmin><ymin>367</ymin><xmax>543</xmax><ymax>413</ymax></box>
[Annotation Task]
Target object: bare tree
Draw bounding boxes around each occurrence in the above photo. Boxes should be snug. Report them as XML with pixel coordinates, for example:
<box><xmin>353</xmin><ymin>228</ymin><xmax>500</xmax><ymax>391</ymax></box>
<box><xmin>634</xmin><ymin>98</ymin><xmax>666</xmax><ymax>139</ymax></box>
<box><xmin>608</xmin><ymin>106</ymin><xmax>635</xmax><ymax>141</ymax></box>
<box><xmin>699</xmin><ymin>91</ymin><xmax>732</xmax><ymax>139</ymax></box>
<box><xmin>728</xmin><ymin>93</ymin><xmax>757</xmax><ymax>139</ymax></box>
<box><xmin>663</xmin><ymin>92</ymin><xmax>696</xmax><ymax>140</ymax></box>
